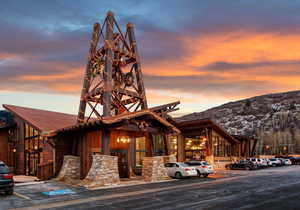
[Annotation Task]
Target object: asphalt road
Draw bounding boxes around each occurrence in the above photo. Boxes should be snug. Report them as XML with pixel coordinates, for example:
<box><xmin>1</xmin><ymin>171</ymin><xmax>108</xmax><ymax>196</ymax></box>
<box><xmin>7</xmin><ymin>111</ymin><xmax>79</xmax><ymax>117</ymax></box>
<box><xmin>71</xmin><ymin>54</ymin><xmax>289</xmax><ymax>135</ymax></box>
<box><xmin>2</xmin><ymin>166</ymin><xmax>300</xmax><ymax>210</ymax></box>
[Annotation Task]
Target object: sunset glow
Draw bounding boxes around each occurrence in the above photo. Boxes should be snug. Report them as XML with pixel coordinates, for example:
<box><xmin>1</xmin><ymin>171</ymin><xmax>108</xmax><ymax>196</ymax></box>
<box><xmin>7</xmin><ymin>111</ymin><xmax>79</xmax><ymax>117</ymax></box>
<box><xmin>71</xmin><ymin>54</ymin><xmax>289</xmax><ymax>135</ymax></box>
<box><xmin>1</xmin><ymin>1</ymin><xmax>300</xmax><ymax>115</ymax></box>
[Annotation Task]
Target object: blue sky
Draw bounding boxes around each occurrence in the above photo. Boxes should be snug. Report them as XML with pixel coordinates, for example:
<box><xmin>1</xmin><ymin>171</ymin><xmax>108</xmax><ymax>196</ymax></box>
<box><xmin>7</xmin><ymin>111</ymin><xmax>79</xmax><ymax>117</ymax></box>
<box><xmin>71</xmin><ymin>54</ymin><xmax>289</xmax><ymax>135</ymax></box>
<box><xmin>1</xmin><ymin>0</ymin><xmax>300</xmax><ymax>116</ymax></box>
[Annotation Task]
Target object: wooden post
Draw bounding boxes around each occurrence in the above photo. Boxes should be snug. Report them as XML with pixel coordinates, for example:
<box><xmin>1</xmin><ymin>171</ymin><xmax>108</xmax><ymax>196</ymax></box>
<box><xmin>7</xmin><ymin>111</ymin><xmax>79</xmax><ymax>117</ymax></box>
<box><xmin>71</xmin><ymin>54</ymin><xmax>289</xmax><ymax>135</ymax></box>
<box><xmin>145</xmin><ymin>133</ymin><xmax>154</xmax><ymax>157</ymax></box>
<box><xmin>77</xmin><ymin>23</ymin><xmax>101</xmax><ymax>123</ymax></box>
<box><xmin>127</xmin><ymin>23</ymin><xmax>148</xmax><ymax>109</ymax></box>
<box><xmin>103</xmin><ymin>11</ymin><xmax>114</xmax><ymax>117</ymax></box>
<box><xmin>177</xmin><ymin>134</ymin><xmax>185</xmax><ymax>162</ymax></box>
<box><xmin>163</xmin><ymin>134</ymin><xmax>171</xmax><ymax>156</ymax></box>
<box><xmin>102</xmin><ymin>129</ymin><xmax>111</xmax><ymax>155</ymax></box>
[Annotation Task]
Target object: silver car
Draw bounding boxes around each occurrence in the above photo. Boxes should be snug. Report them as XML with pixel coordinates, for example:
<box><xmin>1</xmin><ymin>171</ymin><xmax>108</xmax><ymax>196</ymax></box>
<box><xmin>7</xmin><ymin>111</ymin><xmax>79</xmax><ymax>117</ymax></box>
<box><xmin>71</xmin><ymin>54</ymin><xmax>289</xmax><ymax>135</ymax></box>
<box><xmin>164</xmin><ymin>162</ymin><xmax>197</xmax><ymax>179</ymax></box>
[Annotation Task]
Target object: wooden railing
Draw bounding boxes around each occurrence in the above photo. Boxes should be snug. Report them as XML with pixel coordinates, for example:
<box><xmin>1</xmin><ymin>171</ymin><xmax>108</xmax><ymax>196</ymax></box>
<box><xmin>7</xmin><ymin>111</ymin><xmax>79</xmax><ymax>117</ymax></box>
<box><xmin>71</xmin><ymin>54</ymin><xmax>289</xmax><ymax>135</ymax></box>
<box><xmin>37</xmin><ymin>161</ymin><xmax>54</xmax><ymax>180</ymax></box>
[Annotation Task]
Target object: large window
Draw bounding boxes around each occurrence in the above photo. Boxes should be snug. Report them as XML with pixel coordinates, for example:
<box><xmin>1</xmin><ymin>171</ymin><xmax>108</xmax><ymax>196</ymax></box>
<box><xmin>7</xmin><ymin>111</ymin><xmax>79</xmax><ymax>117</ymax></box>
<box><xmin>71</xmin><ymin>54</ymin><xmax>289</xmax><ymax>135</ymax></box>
<box><xmin>24</xmin><ymin>123</ymin><xmax>45</xmax><ymax>176</ymax></box>
<box><xmin>170</xmin><ymin>135</ymin><xmax>177</xmax><ymax>156</ymax></box>
<box><xmin>212</xmin><ymin>135</ymin><xmax>232</xmax><ymax>157</ymax></box>
<box><xmin>152</xmin><ymin>135</ymin><xmax>165</xmax><ymax>156</ymax></box>
<box><xmin>185</xmin><ymin>136</ymin><xmax>207</xmax><ymax>160</ymax></box>
<box><xmin>135</xmin><ymin>137</ymin><xmax>146</xmax><ymax>167</ymax></box>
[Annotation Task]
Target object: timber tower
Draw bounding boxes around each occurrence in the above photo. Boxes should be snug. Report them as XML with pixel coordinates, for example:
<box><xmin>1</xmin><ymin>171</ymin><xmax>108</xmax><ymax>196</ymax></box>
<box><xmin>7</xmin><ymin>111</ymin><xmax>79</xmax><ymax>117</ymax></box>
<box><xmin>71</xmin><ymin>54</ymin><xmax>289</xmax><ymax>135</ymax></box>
<box><xmin>77</xmin><ymin>11</ymin><xmax>148</xmax><ymax>123</ymax></box>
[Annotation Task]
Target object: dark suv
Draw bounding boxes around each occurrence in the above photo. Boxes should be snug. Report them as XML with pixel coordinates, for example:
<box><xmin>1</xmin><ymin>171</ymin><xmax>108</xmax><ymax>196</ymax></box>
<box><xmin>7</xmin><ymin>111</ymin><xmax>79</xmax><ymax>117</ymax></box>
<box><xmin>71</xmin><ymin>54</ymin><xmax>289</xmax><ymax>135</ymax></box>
<box><xmin>0</xmin><ymin>161</ymin><xmax>14</xmax><ymax>195</ymax></box>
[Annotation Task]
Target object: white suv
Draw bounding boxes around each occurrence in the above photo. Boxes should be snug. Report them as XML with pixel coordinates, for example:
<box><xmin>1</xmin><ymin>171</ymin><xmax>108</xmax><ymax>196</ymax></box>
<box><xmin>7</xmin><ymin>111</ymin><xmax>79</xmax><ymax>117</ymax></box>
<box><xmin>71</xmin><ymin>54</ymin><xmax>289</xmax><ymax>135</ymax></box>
<box><xmin>164</xmin><ymin>162</ymin><xmax>197</xmax><ymax>179</ymax></box>
<box><xmin>268</xmin><ymin>158</ymin><xmax>281</xmax><ymax>166</ymax></box>
<box><xmin>185</xmin><ymin>160</ymin><xmax>215</xmax><ymax>177</ymax></box>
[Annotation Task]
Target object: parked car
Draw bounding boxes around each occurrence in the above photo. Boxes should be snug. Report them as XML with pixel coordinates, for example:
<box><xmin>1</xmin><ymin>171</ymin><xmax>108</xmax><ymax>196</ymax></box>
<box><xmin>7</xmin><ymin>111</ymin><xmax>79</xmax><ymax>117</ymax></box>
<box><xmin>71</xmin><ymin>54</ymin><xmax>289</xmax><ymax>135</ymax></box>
<box><xmin>268</xmin><ymin>158</ymin><xmax>281</xmax><ymax>167</ymax></box>
<box><xmin>288</xmin><ymin>157</ymin><xmax>300</xmax><ymax>165</ymax></box>
<box><xmin>164</xmin><ymin>162</ymin><xmax>198</xmax><ymax>179</ymax></box>
<box><xmin>185</xmin><ymin>160</ymin><xmax>215</xmax><ymax>177</ymax></box>
<box><xmin>226</xmin><ymin>160</ymin><xmax>257</xmax><ymax>170</ymax></box>
<box><xmin>0</xmin><ymin>161</ymin><xmax>14</xmax><ymax>195</ymax></box>
<box><xmin>283</xmin><ymin>159</ymin><xmax>292</xmax><ymax>166</ymax></box>
<box><xmin>247</xmin><ymin>158</ymin><xmax>267</xmax><ymax>168</ymax></box>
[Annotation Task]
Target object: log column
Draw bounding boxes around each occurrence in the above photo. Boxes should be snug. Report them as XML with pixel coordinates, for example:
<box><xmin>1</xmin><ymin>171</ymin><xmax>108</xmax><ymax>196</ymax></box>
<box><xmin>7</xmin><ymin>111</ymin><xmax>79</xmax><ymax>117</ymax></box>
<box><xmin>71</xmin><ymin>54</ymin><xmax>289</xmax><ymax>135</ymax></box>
<box><xmin>103</xmin><ymin>11</ymin><xmax>114</xmax><ymax>117</ymax></box>
<box><xmin>177</xmin><ymin>134</ymin><xmax>185</xmax><ymax>162</ymax></box>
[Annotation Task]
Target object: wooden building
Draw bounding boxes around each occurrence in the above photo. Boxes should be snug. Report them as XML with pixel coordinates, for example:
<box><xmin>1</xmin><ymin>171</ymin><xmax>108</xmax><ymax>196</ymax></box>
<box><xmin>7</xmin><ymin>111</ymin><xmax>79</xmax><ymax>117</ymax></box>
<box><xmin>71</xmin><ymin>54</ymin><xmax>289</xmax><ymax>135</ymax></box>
<box><xmin>2</xmin><ymin>104</ymin><xmax>179</xmax><ymax>179</ymax></box>
<box><xmin>173</xmin><ymin>119</ymin><xmax>252</xmax><ymax>167</ymax></box>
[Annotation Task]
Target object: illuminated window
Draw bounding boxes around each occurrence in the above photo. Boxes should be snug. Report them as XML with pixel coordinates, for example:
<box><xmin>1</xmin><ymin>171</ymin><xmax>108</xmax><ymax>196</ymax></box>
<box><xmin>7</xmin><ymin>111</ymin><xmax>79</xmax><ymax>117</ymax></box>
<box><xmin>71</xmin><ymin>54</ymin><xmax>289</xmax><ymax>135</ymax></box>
<box><xmin>135</xmin><ymin>137</ymin><xmax>146</xmax><ymax>167</ymax></box>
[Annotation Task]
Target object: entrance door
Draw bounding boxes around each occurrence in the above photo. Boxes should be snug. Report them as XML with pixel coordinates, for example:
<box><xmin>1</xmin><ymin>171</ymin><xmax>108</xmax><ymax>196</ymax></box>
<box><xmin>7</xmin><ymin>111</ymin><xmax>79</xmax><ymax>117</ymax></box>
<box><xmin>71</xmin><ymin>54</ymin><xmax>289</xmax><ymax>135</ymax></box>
<box><xmin>25</xmin><ymin>151</ymin><xmax>41</xmax><ymax>176</ymax></box>
<box><xmin>111</xmin><ymin>149</ymin><xmax>129</xmax><ymax>178</ymax></box>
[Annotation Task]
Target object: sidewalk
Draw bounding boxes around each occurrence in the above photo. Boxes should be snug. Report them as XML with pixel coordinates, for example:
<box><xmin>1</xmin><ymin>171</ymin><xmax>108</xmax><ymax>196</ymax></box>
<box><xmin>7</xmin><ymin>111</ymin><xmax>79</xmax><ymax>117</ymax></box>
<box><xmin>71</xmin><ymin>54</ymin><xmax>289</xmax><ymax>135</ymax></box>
<box><xmin>14</xmin><ymin>175</ymin><xmax>43</xmax><ymax>186</ymax></box>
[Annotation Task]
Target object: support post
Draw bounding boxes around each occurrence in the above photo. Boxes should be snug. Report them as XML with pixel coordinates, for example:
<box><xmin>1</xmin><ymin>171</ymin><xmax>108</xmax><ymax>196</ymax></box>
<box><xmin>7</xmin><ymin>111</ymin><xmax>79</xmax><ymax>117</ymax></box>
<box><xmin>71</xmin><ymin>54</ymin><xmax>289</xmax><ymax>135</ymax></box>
<box><xmin>177</xmin><ymin>134</ymin><xmax>185</xmax><ymax>162</ymax></box>
<box><xmin>103</xmin><ymin>11</ymin><xmax>114</xmax><ymax>117</ymax></box>
<box><xmin>163</xmin><ymin>134</ymin><xmax>171</xmax><ymax>156</ymax></box>
<box><xmin>127</xmin><ymin>23</ymin><xmax>148</xmax><ymax>109</ymax></box>
<box><xmin>145</xmin><ymin>133</ymin><xmax>154</xmax><ymax>157</ymax></box>
<box><xmin>102</xmin><ymin>129</ymin><xmax>111</xmax><ymax>155</ymax></box>
<box><xmin>77</xmin><ymin>23</ymin><xmax>101</xmax><ymax>123</ymax></box>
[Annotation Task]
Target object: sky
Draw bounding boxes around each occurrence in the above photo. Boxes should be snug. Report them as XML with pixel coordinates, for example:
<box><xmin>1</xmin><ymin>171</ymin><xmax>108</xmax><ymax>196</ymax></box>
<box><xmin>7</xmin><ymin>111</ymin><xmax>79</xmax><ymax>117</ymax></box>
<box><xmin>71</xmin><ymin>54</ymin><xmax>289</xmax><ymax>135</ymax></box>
<box><xmin>1</xmin><ymin>0</ymin><xmax>300</xmax><ymax>116</ymax></box>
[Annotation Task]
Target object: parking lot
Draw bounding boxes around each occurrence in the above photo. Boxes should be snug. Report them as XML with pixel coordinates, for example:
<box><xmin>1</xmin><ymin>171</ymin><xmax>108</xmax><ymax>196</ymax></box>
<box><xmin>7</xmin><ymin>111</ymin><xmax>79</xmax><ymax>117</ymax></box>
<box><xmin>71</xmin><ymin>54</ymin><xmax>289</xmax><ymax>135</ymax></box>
<box><xmin>0</xmin><ymin>165</ymin><xmax>299</xmax><ymax>210</ymax></box>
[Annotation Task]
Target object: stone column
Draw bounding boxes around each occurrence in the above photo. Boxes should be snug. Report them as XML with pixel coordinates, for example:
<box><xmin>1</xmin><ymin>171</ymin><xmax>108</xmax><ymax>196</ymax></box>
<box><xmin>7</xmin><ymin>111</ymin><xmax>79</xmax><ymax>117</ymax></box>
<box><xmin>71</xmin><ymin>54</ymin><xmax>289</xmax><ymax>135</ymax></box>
<box><xmin>81</xmin><ymin>154</ymin><xmax>120</xmax><ymax>189</ymax></box>
<box><xmin>142</xmin><ymin>155</ymin><xmax>175</xmax><ymax>182</ymax></box>
<box><xmin>56</xmin><ymin>155</ymin><xmax>80</xmax><ymax>184</ymax></box>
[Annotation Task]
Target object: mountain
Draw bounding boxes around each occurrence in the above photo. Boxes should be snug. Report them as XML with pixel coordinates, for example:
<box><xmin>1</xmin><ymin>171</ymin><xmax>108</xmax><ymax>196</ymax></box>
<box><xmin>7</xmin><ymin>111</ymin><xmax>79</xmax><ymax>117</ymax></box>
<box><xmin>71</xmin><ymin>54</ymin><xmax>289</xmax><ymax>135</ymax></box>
<box><xmin>177</xmin><ymin>90</ymin><xmax>300</xmax><ymax>155</ymax></box>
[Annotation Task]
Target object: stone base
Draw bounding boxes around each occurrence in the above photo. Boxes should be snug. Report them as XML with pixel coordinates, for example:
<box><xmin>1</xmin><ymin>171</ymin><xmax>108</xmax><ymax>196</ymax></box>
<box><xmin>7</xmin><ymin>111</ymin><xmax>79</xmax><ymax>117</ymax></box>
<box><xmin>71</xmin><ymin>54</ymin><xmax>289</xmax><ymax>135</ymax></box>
<box><xmin>142</xmin><ymin>155</ymin><xmax>175</xmax><ymax>182</ymax></box>
<box><xmin>81</xmin><ymin>155</ymin><xmax>120</xmax><ymax>188</ymax></box>
<box><xmin>56</xmin><ymin>155</ymin><xmax>80</xmax><ymax>184</ymax></box>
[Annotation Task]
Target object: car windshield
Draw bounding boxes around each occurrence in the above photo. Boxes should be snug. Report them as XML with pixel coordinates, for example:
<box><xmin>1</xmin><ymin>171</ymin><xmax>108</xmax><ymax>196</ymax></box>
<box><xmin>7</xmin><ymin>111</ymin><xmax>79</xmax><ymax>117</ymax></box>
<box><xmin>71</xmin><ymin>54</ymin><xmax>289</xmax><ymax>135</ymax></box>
<box><xmin>0</xmin><ymin>164</ymin><xmax>9</xmax><ymax>173</ymax></box>
<box><xmin>201</xmin><ymin>161</ymin><xmax>209</xmax><ymax>165</ymax></box>
<box><xmin>269</xmin><ymin>159</ymin><xmax>276</xmax><ymax>161</ymax></box>
<box><xmin>178</xmin><ymin>163</ymin><xmax>189</xmax><ymax>167</ymax></box>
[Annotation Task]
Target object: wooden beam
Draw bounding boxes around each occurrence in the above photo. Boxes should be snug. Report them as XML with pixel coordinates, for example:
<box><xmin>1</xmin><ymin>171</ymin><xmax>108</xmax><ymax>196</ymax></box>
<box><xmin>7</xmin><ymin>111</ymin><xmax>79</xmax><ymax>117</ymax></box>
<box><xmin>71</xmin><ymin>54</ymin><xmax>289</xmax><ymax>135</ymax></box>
<box><xmin>145</xmin><ymin>133</ymin><xmax>154</xmax><ymax>157</ymax></box>
<box><xmin>127</xmin><ymin>23</ymin><xmax>148</xmax><ymax>109</ymax></box>
<box><xmin>163</xmin><ymin>134</ymin><xmax>171</xmax><ymax>156</ymax></box>
<box><xmin>78</xmin><ymin>23</ymin><xmax>101</xmax><ymax>123</ymax></box>
<box><xmin>103</xmin><ymin>11</ymin><xmax>114</xmax><ymax>117</ymax></box>
<box><xmin>177</xmin><ymin>134</ymin><xmax>185</xmax><ymax>162</ymax></box>
<box><xmin>114</xmin><ymin>88</ymin><xmax>141</xmax><ymax>98</ymax></box>
<box><xmin>102</xmin><ymin>129</ymin><xmax>110</xmax><ymax>155</ymax></box>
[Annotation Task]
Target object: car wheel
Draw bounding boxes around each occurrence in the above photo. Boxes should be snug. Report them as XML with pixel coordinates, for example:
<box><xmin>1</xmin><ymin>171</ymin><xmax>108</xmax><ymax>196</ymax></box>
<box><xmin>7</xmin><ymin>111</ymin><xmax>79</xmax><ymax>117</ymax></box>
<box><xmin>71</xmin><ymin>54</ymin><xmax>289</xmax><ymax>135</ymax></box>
<box><xmin>197</xmin><ymin>170</ymin><xmax>201</xmax><ymax>177</ymax></box>
<box><xmin>245</xmin><ymin>166</ymin><xmax>250</xmax><ymax>170</ymax></box>
<box><xmin>175</xmin><ymin>172</ymin><xmax>183</xmax><ymax>179</ymax></box>
<box><xmin>272</xmin><ymin>164</ymin><xmax>276</xmax><ymax>167</ymax></box>
<box><xmin>203</xmin><ymin>174</ymin><xmax>209</xmax><ymax>178</ymax></box>
<box><xmin>5</xmin><ymin>189</ymin><xmax>13</xmax><ymax>195</ymax></box>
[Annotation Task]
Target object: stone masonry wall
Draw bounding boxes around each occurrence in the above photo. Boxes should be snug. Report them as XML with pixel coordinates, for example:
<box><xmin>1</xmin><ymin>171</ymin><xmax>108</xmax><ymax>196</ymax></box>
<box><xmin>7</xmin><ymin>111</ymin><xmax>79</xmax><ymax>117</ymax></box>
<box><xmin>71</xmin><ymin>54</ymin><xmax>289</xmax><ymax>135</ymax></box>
<box><xmin>81</xmin><ymin>155</ymin><xmax>120</xmax><ymax>189</ymax></box>
<box><xmin>142</xmin><ymin>155</ymin><xmax>175</xmax><ymax>182</ymax></box>
<box><xmin>56</xmin><ymin>155</ymin><xmax>80</xmax><ymax>184</ymax></box>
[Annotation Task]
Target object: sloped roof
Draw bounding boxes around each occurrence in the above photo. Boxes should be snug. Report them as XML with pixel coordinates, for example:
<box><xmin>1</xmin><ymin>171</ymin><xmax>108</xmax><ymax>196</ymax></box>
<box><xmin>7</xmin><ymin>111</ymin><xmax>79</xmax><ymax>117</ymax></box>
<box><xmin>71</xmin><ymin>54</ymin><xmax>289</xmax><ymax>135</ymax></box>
<box><xmin>3</xmin><ymin>104</ymin><xmax>180</xmax><ymax>137</ymax></box>
<box><xmin>57</xmin><ymin>109</ymin><xmax>181</xmax><ymax>135</ymax></box>
<box><xmin>175</xmin><ymin>118</ymin><xmax>238</xmax><ymax>144</ymax></box>
<box><xmin>3</xmin><ymin>104</ymin><xmax>78</xmax><ymax>136</ymax></box>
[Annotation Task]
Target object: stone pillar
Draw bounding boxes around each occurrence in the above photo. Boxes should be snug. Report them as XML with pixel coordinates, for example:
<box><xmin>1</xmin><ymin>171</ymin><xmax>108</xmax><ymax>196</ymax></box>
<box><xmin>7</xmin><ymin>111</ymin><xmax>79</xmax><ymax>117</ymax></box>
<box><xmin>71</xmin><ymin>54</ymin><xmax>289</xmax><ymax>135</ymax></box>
<box><xmin>206</xmin><ymin>155</ymin><xmax>214</xmax><ymax>165</ymax></box>
<box><xmin>81</xmin><ymin>155</ymin><xmax>120</xmax><ymax>188</ymax></box>
<box><xmin>56</xmin><ymin>155</ymin><xmax>80</xmax><ymax>184</ymax></box>
<box><xmin>142</xmin><ymin>155</ymin><xmax>175</xmax><ymax>182</ymax></box>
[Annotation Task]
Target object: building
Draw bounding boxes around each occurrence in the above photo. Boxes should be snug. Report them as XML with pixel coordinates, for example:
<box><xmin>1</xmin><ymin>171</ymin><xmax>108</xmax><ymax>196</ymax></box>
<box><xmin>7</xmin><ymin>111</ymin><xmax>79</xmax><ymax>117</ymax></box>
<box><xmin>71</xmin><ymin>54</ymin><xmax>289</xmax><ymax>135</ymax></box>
<box><xmin>0</xmin><ymin>12</ymin><xmax>256</xmax><ymax>183</ymax></box>
<box><xmin>2</xmin><ymin>104</ymin><xmax>179</xmax><ymax>181</ymax></box>
<box><xmin>174</xmin><ymin>119</ymin><xmax>254</xmax><ymax>168</ymax></box>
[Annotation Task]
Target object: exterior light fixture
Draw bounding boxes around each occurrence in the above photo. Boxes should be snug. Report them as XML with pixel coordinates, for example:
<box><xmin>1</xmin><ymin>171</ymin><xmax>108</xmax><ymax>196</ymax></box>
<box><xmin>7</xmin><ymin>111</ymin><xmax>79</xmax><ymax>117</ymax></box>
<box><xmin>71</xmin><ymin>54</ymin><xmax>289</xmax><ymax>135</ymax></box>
<box><xmin>117</xmin><ymin>136</ymin><xmax>130</xmax><ymax>144</ymax></box>
<box><xmin>13</xmin><ymin>148</ymin><xmax>16</xmax><ymax>153</ymax></box>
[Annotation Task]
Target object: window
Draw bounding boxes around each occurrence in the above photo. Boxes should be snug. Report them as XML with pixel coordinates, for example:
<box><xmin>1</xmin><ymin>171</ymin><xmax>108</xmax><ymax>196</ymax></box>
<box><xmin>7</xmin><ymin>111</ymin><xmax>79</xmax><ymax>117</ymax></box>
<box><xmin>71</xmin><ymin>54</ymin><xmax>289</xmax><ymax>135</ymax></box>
<box><xmin>135</xmin><ymin>137</ymin><xmax>146</xmax><ymax>167</ymax></box>
<box><xmin>152</xmin><ymin>135</ymin><xmax>165</xmax><ymax>156</ymax></box>
<box><xmin>185</xmin><ymin>136</ymin><xmax>207</xmax><ymax>160</ymax></box>
<box><xmin>24</xmin><ymin>123</ymin><xmax>45</xmax><ymax>176</ymax></box>
<box><xmin>170</xmin><ymin>135</ymin><xmax>177</xmax><ymax>156</ymax></box>
<box><xmin>213</xmin><ymin>134</ymin><xmax>233</xmax><ymax>157</ymax></box>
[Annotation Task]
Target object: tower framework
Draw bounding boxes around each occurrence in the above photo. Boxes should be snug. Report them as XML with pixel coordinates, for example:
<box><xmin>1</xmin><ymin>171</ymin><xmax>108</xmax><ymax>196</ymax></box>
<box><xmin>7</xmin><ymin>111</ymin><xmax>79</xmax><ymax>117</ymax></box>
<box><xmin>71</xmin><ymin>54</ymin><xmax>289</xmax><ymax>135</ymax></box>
<box><xmin>77</xmin><ymin>11</ymin><xmax>148</xmax><ymax>123</ymax></box>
